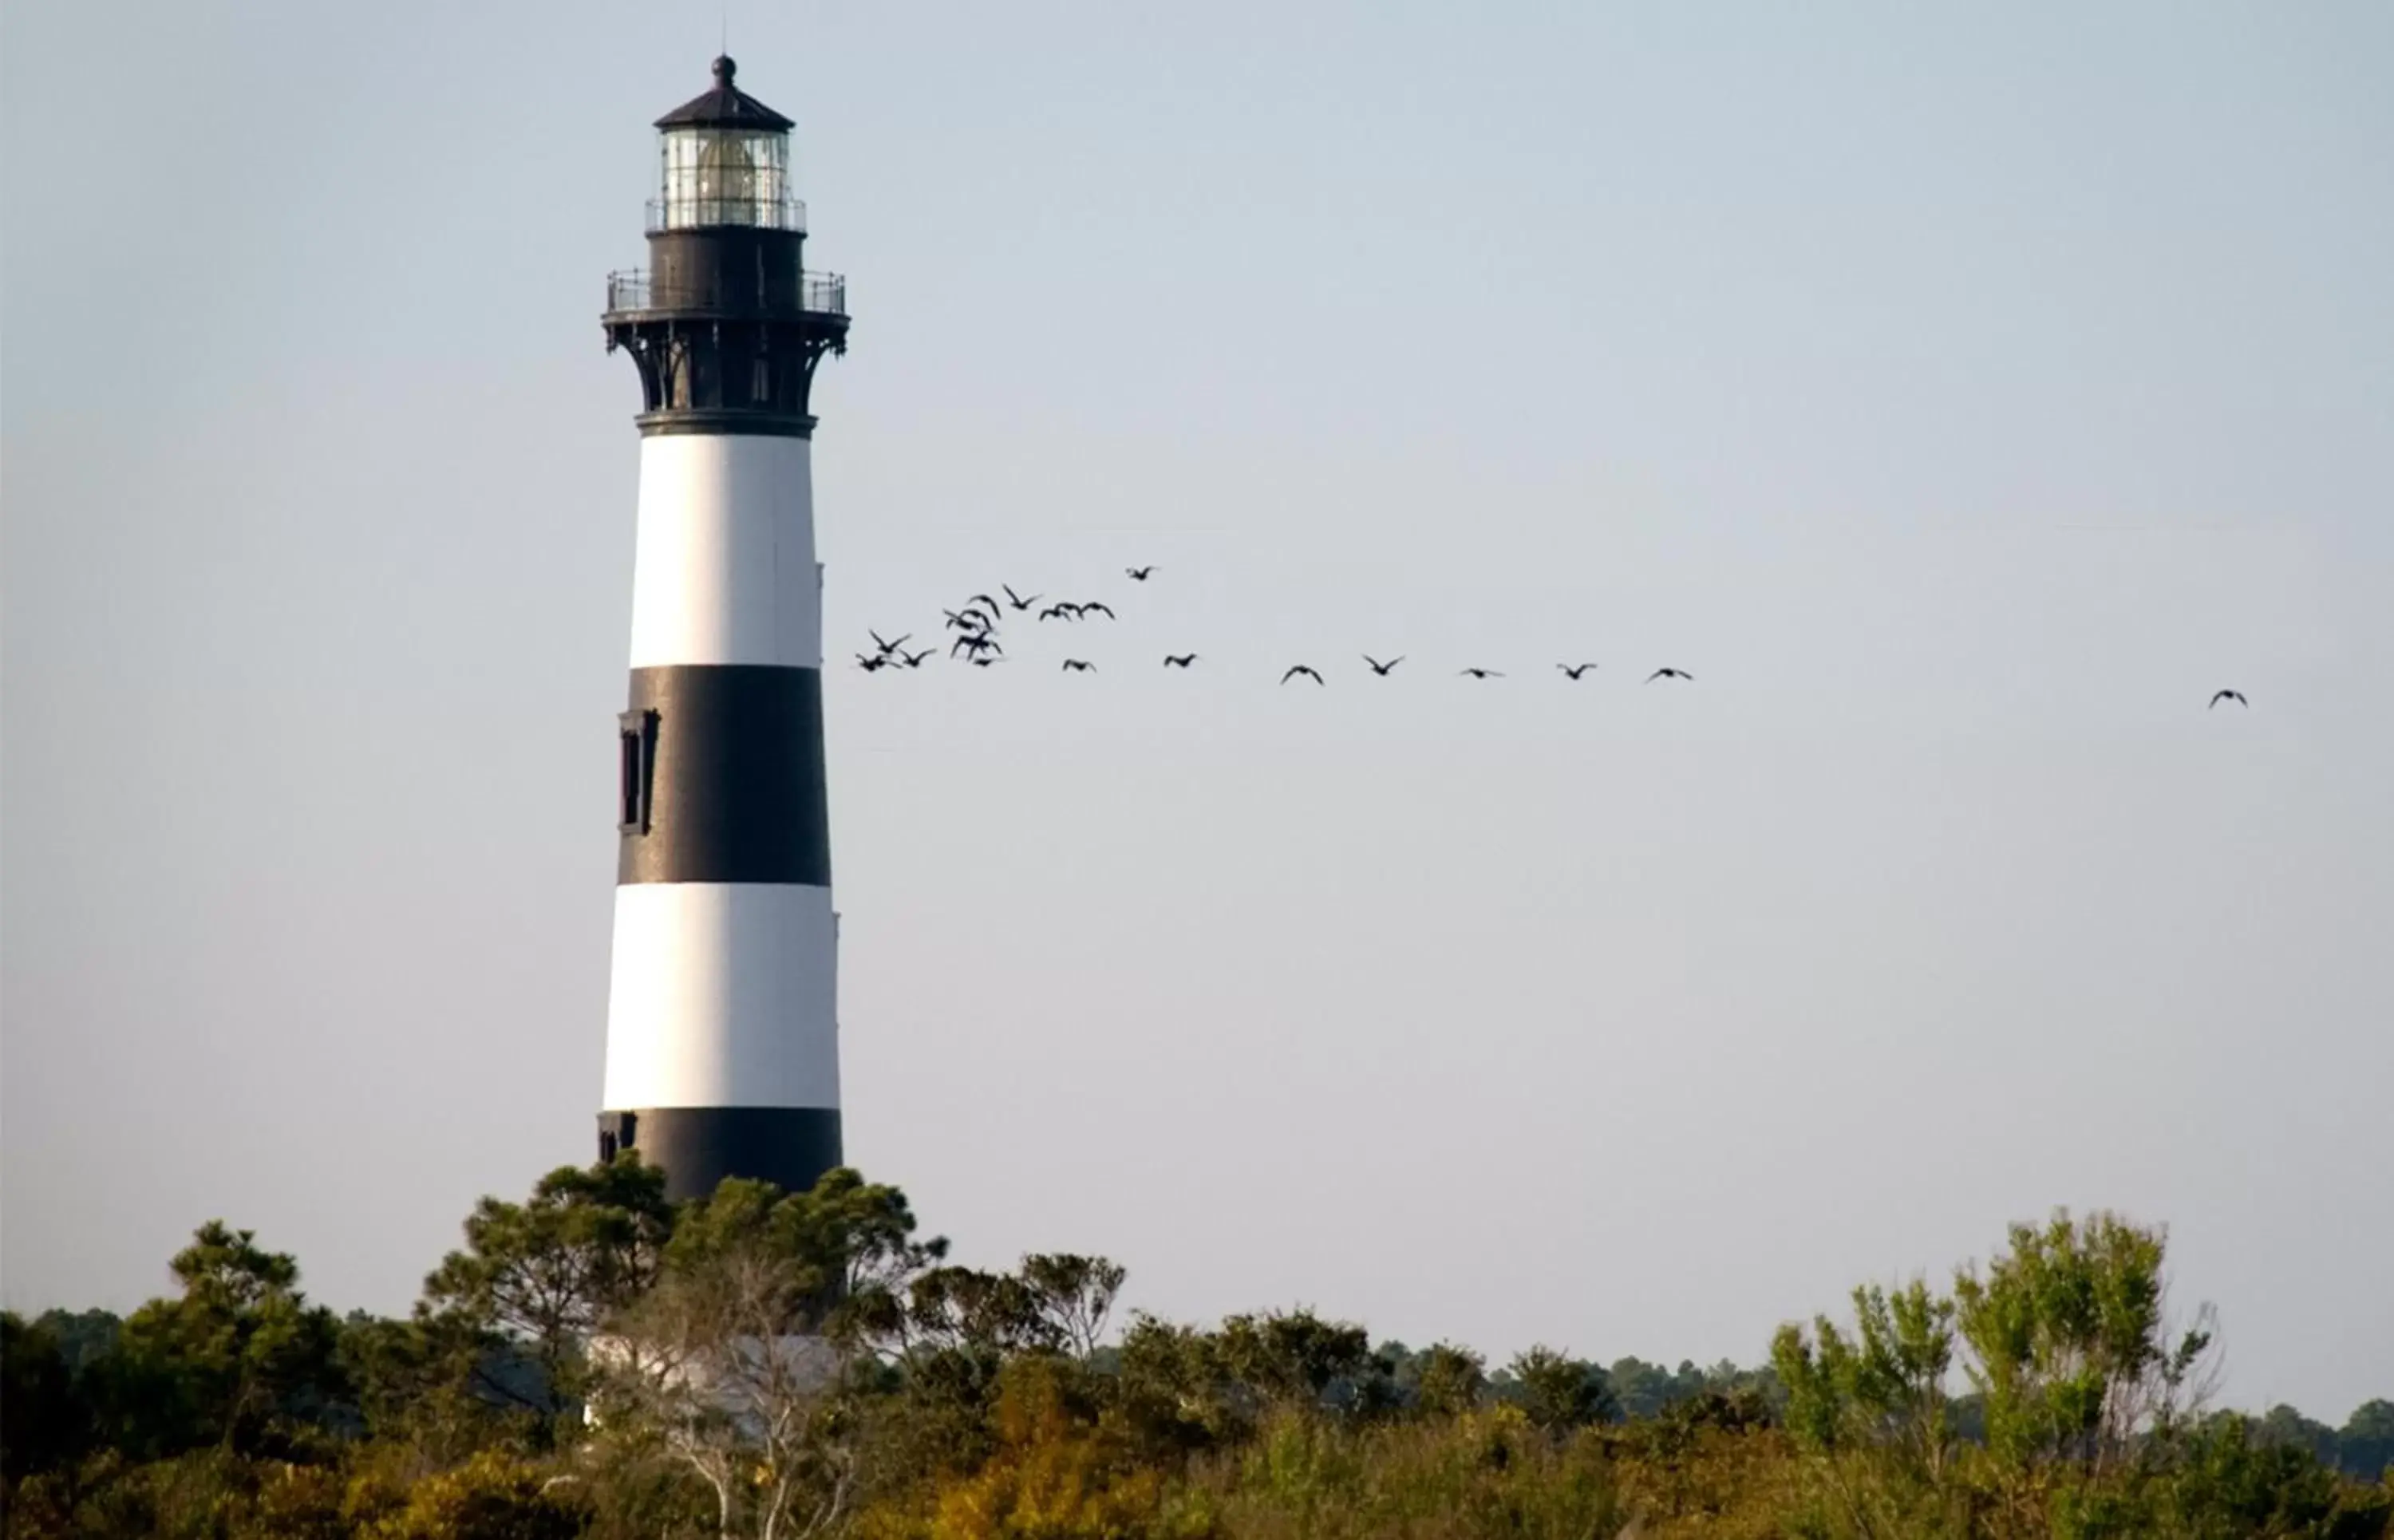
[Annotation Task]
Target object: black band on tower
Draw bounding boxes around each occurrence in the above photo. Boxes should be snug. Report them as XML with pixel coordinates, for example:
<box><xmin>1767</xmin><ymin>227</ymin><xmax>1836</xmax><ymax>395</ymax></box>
<box><xmin>598</xmin><ymin>1106</ymin><xmax>844</xmax><ymax>1202</ymax></box>
<box><xmin>618</xmin><ymin>665</ymin><xmax>832</xmax><ymax>886</ymax></box>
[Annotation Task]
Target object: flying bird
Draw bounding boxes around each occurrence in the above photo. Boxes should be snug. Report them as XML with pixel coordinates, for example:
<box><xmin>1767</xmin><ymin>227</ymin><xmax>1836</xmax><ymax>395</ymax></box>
<box><xmin>1038</xmin><ymin>604</ymin><xmax>1078</xmax><ymax>622</ymax></box>
<box><xmin>951</xmin><ymin>634</ymin><xmax>1001</xmax><ymax>659</ymax></box>
<box><xmin>869</xmin><ymin>630</ymin><xmax>911</xmax><ymax>656</ymax></box>
<box><xmin>970</xmin><ymin>655</ymin><xmax>1005</xmax><ymax>668</ymax></box>
<box><xmin>1061</xmin><ymin>659</ymin><xmax>1096</xmax><ymax>673</ymax></box>
<box><xmin>1460</xmin><ymin>668</ymin><xmax>1505</xmax><ymax>679</ymax></box>
<box><xmin>2210</xmin><ymin>689</ymin><xmax>2248</xmax><ymax>709</ymax></box>
<box><xmin>1645</xmin><ymin>668</ymin><xmax>1694</xmax><ymax>683</ymax></box>
<box><xmin>1126</xmin><ymin>566</ymin><xmax>1156</xmax><ymax>581</ymax></box>
<box><xmin>1002</xmin><ymin>584</ymin><xmax>1041</xmax><ymax>611</ymax></box>
<box><xmin>1557</xmin><ymin>663</ymin><xmax>1598</xmax><ymax>680</ymax></box>
<box><xmin>1363</xmin><ymin>655</ymin><xmax>1404</xmax><ymax>677</ymax></box>
<box><xmin>855</xmin><ymin>654</ymin><xmax>891</xmax><ymax>673</ymax></box>
<box><xmin>1080</xmin><ymin>601</ymin><xmax>1117</xmax><ymax>620</ymax></box>
<box><xmin>943</xmin><ymin>608</ymin><xmax>991</xmax><ymax>633</ymax></box>
<box><xmin>1282</xmin><ymin>665</ymin><xmax>1325</xmax><ymax>686</ymax></box>
<box><xmin>898</xmin><ymin>648</ymin><xmax>935</xmax><ymax>669</ymax></box>
<box><xmin>1163</xmin><ymin>654</ymin><xmax>1199</xmax><ymax>668</ymax></box>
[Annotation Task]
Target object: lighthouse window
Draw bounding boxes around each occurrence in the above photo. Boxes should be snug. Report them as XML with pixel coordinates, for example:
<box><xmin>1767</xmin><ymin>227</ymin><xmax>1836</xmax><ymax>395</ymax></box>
<box><xmin>618</xmin><ymin>709</ymin><xmax>658</xmax><ymax>834</ymax></box>
<box><xmin>752</xmin><ymin>357</ymin><xmax>773</xmax><ymax>405</ymax></box>
<box><xmin>658</xmin><ymin>128</ymin><xmax>793</xmax><ymax>230</ymax></box>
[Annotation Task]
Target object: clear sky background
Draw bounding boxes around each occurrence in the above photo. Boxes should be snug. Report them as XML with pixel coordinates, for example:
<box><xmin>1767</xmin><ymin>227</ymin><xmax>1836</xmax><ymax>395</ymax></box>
<box><xmin>5</xmin><ymin>2</ymin><xmax>2389</xmax><ymax>1417</ymax></box>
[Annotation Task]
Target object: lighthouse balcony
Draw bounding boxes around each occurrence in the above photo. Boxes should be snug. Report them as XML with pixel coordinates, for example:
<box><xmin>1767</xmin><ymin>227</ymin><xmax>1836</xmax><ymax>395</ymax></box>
<box><xmin>647</xmin><ymin>194</ymin><xmax>805</xmax><ymax>234</ymax></box>
<box><xmin>606</xmin><ymin>269</ymin><xmax>847</xmax><ymax>320</ymax></box>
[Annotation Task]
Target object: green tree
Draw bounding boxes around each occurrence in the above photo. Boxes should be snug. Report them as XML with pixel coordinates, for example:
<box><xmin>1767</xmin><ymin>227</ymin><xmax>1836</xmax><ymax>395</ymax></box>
<box><xmin>419</xmin><ymin>1151</ymin><xmax>675</xmax><ymax>1424</ymax></box>
<box><xmin>592</xmin><ymin>1168</ymin><xmax>945</xmax><ymax>1540</ymax></box>
<box><xmin>1775</xmin><ymin>1278</ymin><xmax>1957</xmax><ymax>1481</ymax></box>
<box><xmin>97</xmin><ymin>1220</ymin><xmax>347</xmax><ymax>1459</ymax></box>
<box><xmin>1412</xmin><ymin>1343</ymin><xmax>1487</xmax><ymax>1420</ymax></box>
<box><xmin>1017</xmin><ymin>1254</ymin><xmax>1126</xmax><ymax>1361</ymax></box>
<box><xmin>1952</xmin><ymin>1209</ymin><xmax>2215</xmax><ymax>1487</ymax></box>
<box><xmin>2258</xmin><ymin>1403</ymin><xmax>2345</xmax><ymax>1469</ymax></box>
<box><xmin>1215</xmin><ymin>1309</ymin><xmax>1377</xmax><ymax>1412</ymax></box>
<box><xmin>2341</xmin><ymin>1400</ymin><xmax>2394</xmax><ymax>1482</ymax></box>
<box><xmin>2</xmin><ymin>1310</ymin><xmax>94</xmax><ymax>1480</ymax></box>
<box><xmin>2164</xmin><ymin>1412</ymin><xmax>2391</xmax><ymax>1540</ymax></box>
<box><xmin>1502</xmin><ymin>1346</ymin><xmax>1620</xmax><ymax>1432</ymax></box>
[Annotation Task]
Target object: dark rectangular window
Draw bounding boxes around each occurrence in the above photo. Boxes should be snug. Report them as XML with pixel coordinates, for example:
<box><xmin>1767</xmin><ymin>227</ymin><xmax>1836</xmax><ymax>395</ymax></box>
<box><xmin>618</xmin><ymin>709</ymin><xmax>658</xmax><ymax>833</ymax></box>
<box><xmin>752</xmin><ymin>357</ymin><xmax>772</xmax><ymax>405</ymax></box>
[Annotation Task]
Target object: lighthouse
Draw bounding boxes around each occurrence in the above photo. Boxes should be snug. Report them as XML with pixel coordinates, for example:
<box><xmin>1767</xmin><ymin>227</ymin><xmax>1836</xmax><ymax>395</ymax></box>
<box><xmin>595</xmin><ymin>57</ymin><xmax>851</xmax><ymax>1202</ymax></box>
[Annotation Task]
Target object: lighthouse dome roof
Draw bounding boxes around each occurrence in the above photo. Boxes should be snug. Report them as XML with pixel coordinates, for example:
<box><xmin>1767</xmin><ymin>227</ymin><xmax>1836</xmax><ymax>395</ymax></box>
<box><xmin>655</xmin><ymin>56</ymin><xmax>794</xmax><ymax>132</ymax></box>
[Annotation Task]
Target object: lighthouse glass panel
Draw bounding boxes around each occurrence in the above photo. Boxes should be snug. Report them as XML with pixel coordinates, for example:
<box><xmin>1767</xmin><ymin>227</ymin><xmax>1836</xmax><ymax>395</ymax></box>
<box><xmin>657</xmin><ymin>128</ymin><xmax>795</xmax><ymax>230</ymax></box>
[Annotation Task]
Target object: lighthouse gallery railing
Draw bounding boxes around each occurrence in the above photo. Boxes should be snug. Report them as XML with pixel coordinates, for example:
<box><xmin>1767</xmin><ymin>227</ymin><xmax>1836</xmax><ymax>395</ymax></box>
<box><xmin>605</xmin><ymin>270</ymin><xmax>847</xmax><ymax>318</ymax></box>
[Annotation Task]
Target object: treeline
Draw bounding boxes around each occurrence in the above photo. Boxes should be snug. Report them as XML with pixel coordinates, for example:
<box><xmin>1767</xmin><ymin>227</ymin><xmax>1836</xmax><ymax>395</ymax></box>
<box><xmin>2</xmin><ymin>1160</ymin><xmax>2388</xmax><ymax>1538</ymax></box>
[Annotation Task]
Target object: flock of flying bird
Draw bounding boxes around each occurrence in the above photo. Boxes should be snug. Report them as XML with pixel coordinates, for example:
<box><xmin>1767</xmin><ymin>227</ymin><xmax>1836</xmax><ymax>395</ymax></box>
<box><xmin>849</xmin><ymin>568</ymin><xmax>2255</xmax><ymax>708</ymax></box>
<box><xmin>849</xmin><ymin>568</ymin><xmax>1712</xmax><ymax>688</ymax></box>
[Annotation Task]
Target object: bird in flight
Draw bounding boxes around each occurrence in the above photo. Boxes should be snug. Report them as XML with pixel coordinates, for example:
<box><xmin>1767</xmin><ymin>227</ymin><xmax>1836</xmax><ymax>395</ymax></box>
<box><xmin>943</xmin><ymin>608</ymin><xmax>991</xmax><ymax>633</ymax></box>
<box><xmin>1038</xmin><ymin>603</ymin><xmax>1079</xmax><ymax>622</ymax></box>
<box><xmin>970</xmin><ymin>655</ymin><xmax>1005</xmax><ymax>668</ymax></box>
<box><xmin>966</xmin><ymin>594</ymin><xmax>1005</xmax><ymax>621</ymax></box>
<box><xmin>1557</xmin><ymin>663</ymin><xmax>1598</xmax><ymax>680</ymax></box>
<box><xmin>1460</xmin><ymin>668</ymin><xmax>1505</xmax><ymax>680</ymax></box>
<box><xmin>869</xmin><ymin>630</ymin><xmax>910</xmax><ymax>657</ymax></box>
<box><xmin>1282</xmin><ymin>665</ymin><xmax>1325</xmax><ymax>685</ymax></box>
<box><xmin>1061</xmin><ymin>659</ymin><xmax>1096</xmax><ymax>673</ymax></box>
<box><xmin>1080</xmin><ymin>601</ymin><xmax>1117</xmax><ymax>620</ymax></box>
<box><xmin>951</xmin><ymin>634</ymin><xmax>1001</xmax><ymax>659</ymax></box>
<box><xmin>1002</xmin><ymin>584</ymin><xmax>1041</xmax><ymax>611</ymax></box>
<box><xmin>1645</xmin><ymin>668</ymin><xmax>1694</xmax><ymax>683</ymax></box>
<box><xmin>2210</xmin><ymin>689</ymin><xmax>2248</xmax><ymax>709</ymax></box>
<box><xmin>1126</xmin><ymin>566</ymin><xmax>1156</xmax><ymax>582</ymax></box>
<box><xmin>855</xmin><ymin>654</ymin><xmax>891</xmax><ymax>673</ymax></box>
<box><xmin>898</xmin><ymin>648</ymin><xmax>934</xmax><ymax>669</ymax></box>
<box><xmin>1363</xmin><ymin>654</ymin><xmax>1404</xmax><ymax>677</ymax></box>
<box><xmin>1163</xmin><ymin>654</ymin><xmax>1199</xmax><ymax>668</ymax></box>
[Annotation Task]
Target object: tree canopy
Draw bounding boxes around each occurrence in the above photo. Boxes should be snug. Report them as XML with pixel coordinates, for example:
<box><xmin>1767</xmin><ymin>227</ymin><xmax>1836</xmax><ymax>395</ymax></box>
<box><xmin>5</xmin><ymin>1178</ymin><xmax>2387</xmax><ymax>1540</ymax></box>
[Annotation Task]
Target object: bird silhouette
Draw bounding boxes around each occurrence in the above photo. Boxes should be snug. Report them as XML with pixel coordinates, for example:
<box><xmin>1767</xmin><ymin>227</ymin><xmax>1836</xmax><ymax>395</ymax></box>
<box><xmin>1645</xmin><ymin>668</ymin><xmax>1694</xmax><ymax>683</ymax></box>
<box><xmin>1002</xmin><ymin>584</ymin><xmax>1041</xmax><ymax>611</ymax></box>
<box><xmin>1363</xmin><ymin>654</ymin><xmax>1404</xmax><ymax>677</ymax></box>
<box><xmin>966</xmin><ymin>594</ymin><xmax>1005</xmax><ymax>621</ymax></box>
<box><xmin>2210</xmin><ymin>689</ymin><xmax>2248</xmax><ymax>709</ymax></box>
<box><xmin>1038</xmin><ymin>604</ymin><xmax>1078</xmax><ymax>622</ymax></box>
<box><xmin>898</xmin><ymin>648</ymin><xmax>935</xmax><ymax>669</ymax></box>
<box><xmin>1163</xmin><ymin>654</ymin><xmax>1199</xmax><ymax>668</ymax></box>
<box><xmin>855</xmin><ymin>654</ymin><xmax>891</xmax><ymax>673</ymax></box>
<box><xmin>1061</xmin><ymin>659</ymin><xmax>1096</xmax><ymax>673</ymax></box>
<box><xmin>1282</xmin><ymin>665</ymin><xmax>1325</xmax><ymax>685</ymax></box>
<box><xmin>1126</xmin><ymin>566</ymin><xmax>1156</xmax><ymax>581</ymax></box>
<box><xmin>970</xmin><ymin>655</ymin><xmax>1005</xmax><ymax>668</ymax></box>
<box><xmin>1460</xmin><ymin>668</ymin><xmax>1505</xmax><ymax>680</ymax></box>
<box><xmin>1557</xmin><ymin>663</ymin><xmax>1598</xmax><ymax>680</ymax></box>
<box><xmin>943</xmin><ymin>608</ymin><xmax>990</xmax><ymax>633</ymax></box>
<box><xmin>951</xmin><ymin>634</ymin><xmax>1001</xmax><ymax>659</ymax></box>
<box><xmin>1080</xmin><ymin>601</ymin><xmax>1117</xmax><ymax>620</ymax></box>
<box><xmin>869</xmin><ymin>630</ymin><xmax>911</xmax><ymax>656</ymax></box>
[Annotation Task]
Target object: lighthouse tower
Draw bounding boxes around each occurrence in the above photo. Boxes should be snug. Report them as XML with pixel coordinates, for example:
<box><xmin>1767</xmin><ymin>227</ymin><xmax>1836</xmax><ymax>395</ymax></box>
<box><xmin>596</xmin><ymin>57</ymin><xmax>850</xmax><ymax>1202</ymax></box>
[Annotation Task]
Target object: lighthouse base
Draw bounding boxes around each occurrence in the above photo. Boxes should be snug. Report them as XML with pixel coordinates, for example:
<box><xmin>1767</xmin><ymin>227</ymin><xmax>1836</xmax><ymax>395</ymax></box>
<box><xmin>597</xmin><ymin>1106</ymin><xmax>843</xmax><ymax>1202</ymax></box>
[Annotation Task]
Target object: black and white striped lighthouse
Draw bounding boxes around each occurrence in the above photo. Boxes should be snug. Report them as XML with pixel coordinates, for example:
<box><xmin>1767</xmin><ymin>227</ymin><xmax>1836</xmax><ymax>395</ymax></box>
<box><xmin>595</xmin><ymin>57</ymin><xmax>850</xmax><ymax>1202</ymax></box>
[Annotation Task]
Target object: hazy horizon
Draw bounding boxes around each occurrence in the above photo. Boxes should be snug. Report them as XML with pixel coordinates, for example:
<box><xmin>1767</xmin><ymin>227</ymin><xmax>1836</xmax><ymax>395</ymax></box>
<box><xmin>4</xmin><ymin>2</ymin><xmax>2389</xmax><ymax>1418</ymax></box>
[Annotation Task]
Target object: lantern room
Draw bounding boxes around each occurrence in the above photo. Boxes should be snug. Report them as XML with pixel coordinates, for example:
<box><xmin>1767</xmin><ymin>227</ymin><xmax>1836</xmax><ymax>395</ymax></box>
<box><xmin>651</xmin><ymin>55</ymin><xmax>801</xmax><ymax>232</ymax></box>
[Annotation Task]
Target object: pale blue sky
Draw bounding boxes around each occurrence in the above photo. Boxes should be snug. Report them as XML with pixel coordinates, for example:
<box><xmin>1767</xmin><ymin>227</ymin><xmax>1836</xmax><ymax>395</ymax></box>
<box><xmin>4</xmin><ymin>2</ymin><xmax>2389</xmax><ymax>1417</ymax></box>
